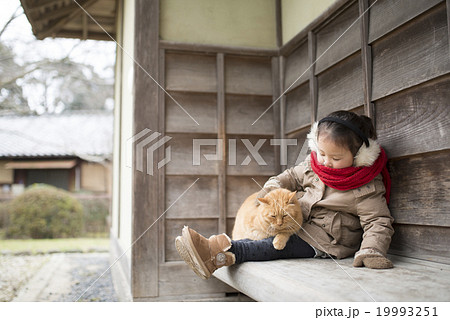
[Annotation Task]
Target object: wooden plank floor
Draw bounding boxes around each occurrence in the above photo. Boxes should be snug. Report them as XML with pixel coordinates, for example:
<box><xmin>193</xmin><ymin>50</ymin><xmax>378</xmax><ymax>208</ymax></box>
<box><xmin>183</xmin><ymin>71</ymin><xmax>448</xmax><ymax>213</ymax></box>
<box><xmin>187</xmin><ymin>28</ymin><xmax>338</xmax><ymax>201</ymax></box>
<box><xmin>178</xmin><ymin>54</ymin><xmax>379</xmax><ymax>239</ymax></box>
<box><xmin>214</xmin><ymin>255</ymin><xmax>450</xmax><ymax>302</ymax></box>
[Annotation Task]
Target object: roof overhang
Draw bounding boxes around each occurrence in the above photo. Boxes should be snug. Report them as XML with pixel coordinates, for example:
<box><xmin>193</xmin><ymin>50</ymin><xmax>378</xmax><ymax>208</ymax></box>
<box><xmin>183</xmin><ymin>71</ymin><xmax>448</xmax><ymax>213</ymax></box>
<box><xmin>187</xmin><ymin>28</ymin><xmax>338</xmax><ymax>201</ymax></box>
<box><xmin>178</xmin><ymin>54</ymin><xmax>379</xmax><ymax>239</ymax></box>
<box><xmin>5</xmin><ymin>159</ymin><xmax>77</xmax><ymax>169</ymax></box>
<box><xmin>20</xmin><ymin>0</ymin><xmax>117</xmax><ymax>41</ymax></box>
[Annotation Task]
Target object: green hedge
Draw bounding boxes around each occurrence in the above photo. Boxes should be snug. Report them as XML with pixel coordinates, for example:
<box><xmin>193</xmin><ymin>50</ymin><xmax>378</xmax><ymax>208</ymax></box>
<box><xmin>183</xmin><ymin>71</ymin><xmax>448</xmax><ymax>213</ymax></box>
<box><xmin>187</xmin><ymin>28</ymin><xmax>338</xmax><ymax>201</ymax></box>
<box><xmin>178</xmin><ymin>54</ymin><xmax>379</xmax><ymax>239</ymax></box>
<box><xmin>6</xmin><ymin>184</ymin><xmax>84</xmax><ymax>239</ymax></box>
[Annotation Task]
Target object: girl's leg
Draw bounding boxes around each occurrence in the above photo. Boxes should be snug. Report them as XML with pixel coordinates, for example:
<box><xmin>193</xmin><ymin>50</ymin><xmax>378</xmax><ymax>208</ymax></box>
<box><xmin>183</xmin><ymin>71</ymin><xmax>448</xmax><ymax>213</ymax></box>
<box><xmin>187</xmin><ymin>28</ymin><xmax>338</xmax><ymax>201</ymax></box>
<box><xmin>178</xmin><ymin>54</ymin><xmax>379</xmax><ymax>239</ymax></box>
<box><xmin>229</xmin><ymin>234</ymin><xmax>315</xmax><ymax>264</ymax></box>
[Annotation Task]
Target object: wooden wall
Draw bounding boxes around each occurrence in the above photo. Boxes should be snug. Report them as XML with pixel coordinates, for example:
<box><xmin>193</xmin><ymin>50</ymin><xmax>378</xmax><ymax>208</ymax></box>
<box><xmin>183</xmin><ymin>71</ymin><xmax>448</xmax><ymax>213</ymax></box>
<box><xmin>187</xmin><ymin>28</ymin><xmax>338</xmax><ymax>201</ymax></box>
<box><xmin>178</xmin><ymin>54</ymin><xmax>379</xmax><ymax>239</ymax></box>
<box><xmin>132</xmin><ymin>0</ymin><xmax>450</xmax><ymax>301</ymax></box>
<box><xmin>281</xmin><ymin>0</ymin><xmax>450</xmax><ymax>264</ymax></box>
<box><xmin>155</xmin><ymin>46</ymin><xmax>280</xmax><ymax>299</ymax></box>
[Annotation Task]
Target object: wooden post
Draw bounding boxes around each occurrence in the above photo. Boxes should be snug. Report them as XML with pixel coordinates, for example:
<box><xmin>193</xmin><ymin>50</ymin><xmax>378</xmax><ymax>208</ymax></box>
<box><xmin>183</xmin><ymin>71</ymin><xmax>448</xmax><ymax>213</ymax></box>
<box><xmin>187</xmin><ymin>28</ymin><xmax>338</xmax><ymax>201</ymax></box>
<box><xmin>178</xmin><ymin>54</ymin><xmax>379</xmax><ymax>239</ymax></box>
<box><xmin>132</xmin><ymin>0</ymin><xmax>160</xmax><ymax>299</ymax></box>
<box><xmin>272</xmin><ymin>56</ymin><xmax>282</xmax><ymax>174</ymax></box>
<box><xmin>359</xmin><ymin>0</ymin><xmax>375</xmax><ymax>120</ymax></box>
<box><xmin>308</xmin><ymin>31</ymin><xmax>318</xmax><ymax>123</ymax></box>
<box><xmin>217</xmin><ymin>53</ymin><xmax>227</xmax><ymax>234</ymax></box>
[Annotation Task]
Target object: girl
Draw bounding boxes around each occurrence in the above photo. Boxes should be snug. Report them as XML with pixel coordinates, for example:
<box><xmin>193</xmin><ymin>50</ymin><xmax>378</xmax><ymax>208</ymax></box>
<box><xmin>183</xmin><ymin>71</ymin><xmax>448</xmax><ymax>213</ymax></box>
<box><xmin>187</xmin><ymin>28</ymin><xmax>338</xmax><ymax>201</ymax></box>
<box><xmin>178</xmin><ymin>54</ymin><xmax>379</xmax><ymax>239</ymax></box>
<box><xmin>175</xmin><ymin>110</ymin><xmax>394</xmax><ymax>280</ymax></box>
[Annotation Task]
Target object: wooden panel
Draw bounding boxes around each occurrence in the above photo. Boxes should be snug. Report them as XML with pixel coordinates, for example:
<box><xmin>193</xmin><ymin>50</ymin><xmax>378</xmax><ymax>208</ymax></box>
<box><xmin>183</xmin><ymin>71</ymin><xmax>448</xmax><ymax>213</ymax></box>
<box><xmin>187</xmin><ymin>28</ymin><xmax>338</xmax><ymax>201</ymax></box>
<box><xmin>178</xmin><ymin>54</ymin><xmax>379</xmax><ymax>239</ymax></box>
<box><xmin>372</xmin><ymin>4</ymin><xmax>450</xmax><ymax>100</ymax></box>
<box><xmin>390</xmin><ymin>224</ymin><xmax>450</xmax><ymax>264</ymax></box>
<box><xmin>369</xmin><ymin>0</ymin><xmax>443</xmax><ymax>43</ymax></box>
<box><xmin>389</xmin><ymin>151</ymin><xmax>450</xmax><ymax>227</ymax></box>
<box><xmin>317</xmin><ymin>52</ymin><xmax>364</xmax><ymax>119</ymax></box>
<box><xmin>225</xmin><ymin>95</ymin><xmax>274</xmax><ymax>135</ymax></box>
<box><xmin>315</xmin><ymin>0</ymin><xmax>361</xmax><ymax>74</ymax></box>
<box><xmin>376</xmin><ymin>76</ymin><xmax>450</xmax><ymax>158</ymax></box>
<box><xmin>226</xmin><ymin>135</ymin><xmax>277</xmax><ymax>176</ymax></box>
<box><xmin>165</xmin><ymin>218</ymin><xmax>218</xmax><ymax>261</ymax></box>
<box><xmin>285</xmin><ymin>82</ymin><xmax>310</xmax><ymax>134</ymax></box>
<box><xmin>164</xmin><ymin>133</ymin><xmax>219</xmax><ymax>175</ymax></box>
<box><xmin>284</xmin><ymin>41</ymin><xmax>309</xmax><ymax>90</ymax></box>
<box><xmin>286</xmin><ymin>127</ymin><xmax>309</xmax><ymax>168</ymax></box>
<box><xmin>165</xmin><ymin>92</ymin><xmax>217</xmax><ymax>134</ymax></box>
<box><xmin>226</xmin><ymin>175</ymin><xmax>270</xmax><ymax>218</ymax></box>
<box><xmin>225</xmin><ymin>56</ymin><xmax>272</xmax><ymax>95</ymax></box>
<box><xmin>165</xmin><ymin>52</ymin><xmax>217</xmax><ymax>92</ymax></box>
<box><xmin>159</xmin><ymin>262</ymin><xmax>234</xmax><ymax>297</ymax></box>
<box><xmin>165</xmin><ymin>176</ymin><xmax>218</xmax><ymax>219</ymax></box>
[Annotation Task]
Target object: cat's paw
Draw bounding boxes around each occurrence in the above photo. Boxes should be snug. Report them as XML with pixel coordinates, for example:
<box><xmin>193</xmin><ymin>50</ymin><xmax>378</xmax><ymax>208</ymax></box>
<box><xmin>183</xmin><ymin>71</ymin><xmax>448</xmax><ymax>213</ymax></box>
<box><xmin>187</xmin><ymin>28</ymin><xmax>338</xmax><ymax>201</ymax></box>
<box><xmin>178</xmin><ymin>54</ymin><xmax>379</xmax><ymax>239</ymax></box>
<box><xmin>272</xmin><ymin>236</ymin><xmax>287</xmax><ymax>250</ymax></box>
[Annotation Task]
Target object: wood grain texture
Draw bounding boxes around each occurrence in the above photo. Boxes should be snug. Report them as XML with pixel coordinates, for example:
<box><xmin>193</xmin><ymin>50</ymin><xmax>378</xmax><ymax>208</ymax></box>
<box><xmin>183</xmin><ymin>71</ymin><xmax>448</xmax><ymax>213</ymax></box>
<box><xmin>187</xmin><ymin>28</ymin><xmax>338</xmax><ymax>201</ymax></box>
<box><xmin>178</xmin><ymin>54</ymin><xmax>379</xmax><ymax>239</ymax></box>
<box><xmin>165</xmin><ymin>52</ymin><xmax>217</xmax><ymax>93</ymax></box>
<box><xmin>369</xmin><ymin>0</ymin><xmax>443</xmax><ymax>43</ymax></box>
<box><xmin>132</xmin><ymin>0</ymin><xmax>159</xmax><ymax>298</ymax></box>
<box><xmin>286</xmin><ymin>127</ymin><xmax>309</xmax><ymax>168</ymax></box>
<box><xmin>217</xmin><ymin>53</ymin><xmax>227</xmax><ymax>234</ymax></box>
<box><xmin>372</xmin><ymin>3</ymin><xmax>450</xmax><ymax>100</ymax></box>
<box><xmin>317</xmin><ymin>52</ymin><xmax>364</xmax><ymax>119</ymax></box>
<box><xmin>284</xmin><ymin>40</ymin><xmax>309</xmax><ymax>91</ymax></box>
<box><xmin>214</xmin><ymin>255</ymin><xmax>450</xmax><ymax>301</ymax></box>
<box><xmin>225</xmin><ymin>95</ymin><xmax>274</xmax><ymax>135</ymax></box>
<box><xmin>159</xmin><ymin>262</ymin><xmax>235</xmax><ymax>296</ymax></box>
<box><xmin>165</xmin><ymin>176</ymin><xmax>219</xmax><ymax>219</ymax></box>
<box><xmin>359</xmin><ymin>0</ymin><xmax>374</xmax><ymax>118</ymax></box>
<box><xmin>376</xmin><ymin>76</ymin><xmax>450</xmax><ymax>158</ymax></box>
<box><xmin>285</xmin><ymin>82</ymin><xmax>310</xmax><ymax>134</ymax></box>
<box><xmin>388</xmin><ymin>151</ymin><xmax>450</xmax><ymax>227</ymax></box>
<box><xmin>226</xmin><ymin>135</ymin><xmax>277</xmax><ymax>176</ymax></box>
<box><xmin>225</xmin><ymin>55</ymin><xmax>272</xmax><ymax>95</ymax></box>
<box><xmin>164</xmin><ymin>133</ymin><xmax>220</xmax><ymax>176</ymax></box>
<box><xmin>315</xmin><ymin>0</ymin><xmax>361</xmax><ymax>74</ymax></box>
<box><xmin>165</xmin><ymin>92</ymin><xmax>217</xmax><ymax>134</ymax></box>
<box><xmin>390</xmin><ymin>224</ymin><xmax>450</xmax><ymax>264</ymax></box>
<box><xmin>226</xmin><ymin>176</ymin><xmax>271</xmax><ymax>218</ymax></box>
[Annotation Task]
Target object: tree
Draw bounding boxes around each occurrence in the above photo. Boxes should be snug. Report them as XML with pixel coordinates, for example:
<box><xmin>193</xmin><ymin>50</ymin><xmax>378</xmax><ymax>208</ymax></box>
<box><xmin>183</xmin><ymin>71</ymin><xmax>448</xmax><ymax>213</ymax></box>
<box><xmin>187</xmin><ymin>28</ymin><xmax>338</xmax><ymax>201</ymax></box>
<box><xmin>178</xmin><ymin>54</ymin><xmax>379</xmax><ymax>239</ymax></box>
<box><xmin>0</xmin><ymin>6</ymin><xmax>114</xmax><ymax>116</ymax></box>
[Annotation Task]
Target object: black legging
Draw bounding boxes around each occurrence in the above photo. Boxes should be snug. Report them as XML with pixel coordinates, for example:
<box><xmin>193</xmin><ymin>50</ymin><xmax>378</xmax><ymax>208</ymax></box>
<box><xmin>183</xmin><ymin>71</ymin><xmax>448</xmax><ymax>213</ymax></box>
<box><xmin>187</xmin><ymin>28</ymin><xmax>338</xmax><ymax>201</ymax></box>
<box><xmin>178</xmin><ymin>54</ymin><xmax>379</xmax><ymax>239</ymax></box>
<box><xmin>229</xmin><ymin>234</ymin><xmax>315</xmax><ymax>264</ymax></box>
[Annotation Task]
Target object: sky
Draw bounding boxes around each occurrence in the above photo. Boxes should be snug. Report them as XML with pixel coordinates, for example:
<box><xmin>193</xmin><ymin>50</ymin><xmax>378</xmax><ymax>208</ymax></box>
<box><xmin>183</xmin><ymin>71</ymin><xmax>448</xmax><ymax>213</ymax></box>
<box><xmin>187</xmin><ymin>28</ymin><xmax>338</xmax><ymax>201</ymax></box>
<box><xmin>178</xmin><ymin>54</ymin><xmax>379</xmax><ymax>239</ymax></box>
<box><xmin>0</xmin><ymin>0</ymin><xmax>116</xmax><ymax>79</ymax></box>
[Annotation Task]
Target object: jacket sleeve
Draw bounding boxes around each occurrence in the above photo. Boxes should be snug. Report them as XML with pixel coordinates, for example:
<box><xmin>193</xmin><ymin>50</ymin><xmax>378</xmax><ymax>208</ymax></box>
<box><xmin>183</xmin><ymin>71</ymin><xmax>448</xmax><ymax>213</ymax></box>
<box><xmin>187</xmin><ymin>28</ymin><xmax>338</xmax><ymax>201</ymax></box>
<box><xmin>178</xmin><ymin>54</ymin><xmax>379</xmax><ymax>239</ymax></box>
<box><xmin>262</xmin><ymin>157</ymin><xmax>309</xmax><ymax>192</ymax></box>
<box><xmin>355</xmin><ymin>177</ymin><xmax>394</xmax><ymax>255</ymax></box>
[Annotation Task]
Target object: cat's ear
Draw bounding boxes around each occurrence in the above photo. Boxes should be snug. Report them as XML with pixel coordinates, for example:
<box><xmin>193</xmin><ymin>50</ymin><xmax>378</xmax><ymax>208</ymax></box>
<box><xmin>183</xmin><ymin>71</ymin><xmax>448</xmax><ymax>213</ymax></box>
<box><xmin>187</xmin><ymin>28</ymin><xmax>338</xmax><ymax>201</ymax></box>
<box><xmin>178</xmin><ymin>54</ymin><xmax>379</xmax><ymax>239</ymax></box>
<box><xmin>288</xmin><ymin>191</ymin><xmax>297</xmax><ymax>204</ymax></box>
<box><xmin>257</xmin><ymin>197</ymin><xmax>270</xmax><ymax>206</ymax></box>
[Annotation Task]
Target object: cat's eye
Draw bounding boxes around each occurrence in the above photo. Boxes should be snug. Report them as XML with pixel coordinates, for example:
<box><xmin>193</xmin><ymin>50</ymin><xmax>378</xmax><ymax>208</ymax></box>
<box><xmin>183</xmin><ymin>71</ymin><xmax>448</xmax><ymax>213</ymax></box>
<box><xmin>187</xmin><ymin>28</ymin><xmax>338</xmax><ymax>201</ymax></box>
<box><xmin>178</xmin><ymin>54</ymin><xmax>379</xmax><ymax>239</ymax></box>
<box><xmin>271</xmin><ymin>215</ymin><xmax>276</xmax><ymax>218</ymax></box>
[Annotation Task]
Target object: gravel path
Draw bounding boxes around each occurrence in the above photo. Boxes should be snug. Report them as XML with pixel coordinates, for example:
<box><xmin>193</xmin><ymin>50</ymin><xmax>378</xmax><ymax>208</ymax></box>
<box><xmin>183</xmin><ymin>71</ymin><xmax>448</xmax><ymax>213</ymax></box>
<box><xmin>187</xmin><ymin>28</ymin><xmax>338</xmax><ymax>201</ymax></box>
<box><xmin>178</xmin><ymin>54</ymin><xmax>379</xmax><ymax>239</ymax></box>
<box><xmin>1</xmin><ymin>252</ymin><xmax>118</xmax><ymax>302</ymax></box>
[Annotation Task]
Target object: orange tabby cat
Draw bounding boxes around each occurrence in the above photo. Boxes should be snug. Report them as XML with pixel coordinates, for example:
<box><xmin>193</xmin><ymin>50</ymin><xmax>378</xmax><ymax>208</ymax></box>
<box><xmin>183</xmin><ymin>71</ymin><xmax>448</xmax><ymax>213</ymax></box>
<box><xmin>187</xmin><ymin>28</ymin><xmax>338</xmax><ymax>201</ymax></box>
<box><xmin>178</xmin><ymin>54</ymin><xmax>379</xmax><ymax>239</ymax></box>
<box><xmin>232</xmin><ymin>188</ymin><xmax>303</xmax><ymax>250</ymax></box>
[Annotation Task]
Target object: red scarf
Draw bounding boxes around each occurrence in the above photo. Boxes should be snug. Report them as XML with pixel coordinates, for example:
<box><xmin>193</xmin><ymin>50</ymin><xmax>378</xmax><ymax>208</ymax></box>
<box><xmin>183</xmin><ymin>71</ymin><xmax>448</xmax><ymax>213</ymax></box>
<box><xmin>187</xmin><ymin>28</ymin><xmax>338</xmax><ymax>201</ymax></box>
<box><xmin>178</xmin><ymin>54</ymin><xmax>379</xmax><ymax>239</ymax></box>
<box><xmin>310</xmin><ymin>148</ymin><xmax>391</xmax><ymax>204</ymax></box>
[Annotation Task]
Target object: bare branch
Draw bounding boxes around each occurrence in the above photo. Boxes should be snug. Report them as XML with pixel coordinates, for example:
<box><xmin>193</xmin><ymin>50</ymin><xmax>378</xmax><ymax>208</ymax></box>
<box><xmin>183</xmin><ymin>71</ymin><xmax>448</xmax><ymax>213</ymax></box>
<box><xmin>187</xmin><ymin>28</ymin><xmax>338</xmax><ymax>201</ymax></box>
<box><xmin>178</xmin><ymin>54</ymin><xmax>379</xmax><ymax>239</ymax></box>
<box><xmin>0</xmin><ymin>6</ymin><xmax>24</xmax><ymax>39</ymax></box>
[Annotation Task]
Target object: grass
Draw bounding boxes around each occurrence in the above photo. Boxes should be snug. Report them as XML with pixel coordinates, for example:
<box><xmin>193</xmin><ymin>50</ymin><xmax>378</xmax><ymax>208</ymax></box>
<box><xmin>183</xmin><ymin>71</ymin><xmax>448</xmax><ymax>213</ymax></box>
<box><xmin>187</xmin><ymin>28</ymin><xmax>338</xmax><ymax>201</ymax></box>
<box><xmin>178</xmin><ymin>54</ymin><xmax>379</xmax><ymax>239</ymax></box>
<box><xmin>0</xmin><ymin>237</ymin><xmax>109</xmax><ymax>254</ymax></box>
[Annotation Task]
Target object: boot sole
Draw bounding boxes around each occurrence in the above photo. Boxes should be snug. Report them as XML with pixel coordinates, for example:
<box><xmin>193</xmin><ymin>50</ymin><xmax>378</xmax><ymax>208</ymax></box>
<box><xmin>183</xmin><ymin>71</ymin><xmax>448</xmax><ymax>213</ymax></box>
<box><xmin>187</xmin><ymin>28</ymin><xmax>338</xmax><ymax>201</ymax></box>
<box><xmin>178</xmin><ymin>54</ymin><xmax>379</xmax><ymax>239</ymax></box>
<box><xmin>175</xmin><ymin>227</ymin><xmax>211</xmax><ymax>279</ymax></box>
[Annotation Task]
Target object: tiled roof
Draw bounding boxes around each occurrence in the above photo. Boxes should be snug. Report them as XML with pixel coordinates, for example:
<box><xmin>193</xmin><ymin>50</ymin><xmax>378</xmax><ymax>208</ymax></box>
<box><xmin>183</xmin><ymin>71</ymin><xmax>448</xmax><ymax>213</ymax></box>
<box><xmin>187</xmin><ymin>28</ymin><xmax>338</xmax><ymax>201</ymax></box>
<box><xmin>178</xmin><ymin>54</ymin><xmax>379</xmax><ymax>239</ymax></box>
<box><xmin>0</xmin><ymin>112</ymin><xmax>113</xmax><ymax>159</ymax></box>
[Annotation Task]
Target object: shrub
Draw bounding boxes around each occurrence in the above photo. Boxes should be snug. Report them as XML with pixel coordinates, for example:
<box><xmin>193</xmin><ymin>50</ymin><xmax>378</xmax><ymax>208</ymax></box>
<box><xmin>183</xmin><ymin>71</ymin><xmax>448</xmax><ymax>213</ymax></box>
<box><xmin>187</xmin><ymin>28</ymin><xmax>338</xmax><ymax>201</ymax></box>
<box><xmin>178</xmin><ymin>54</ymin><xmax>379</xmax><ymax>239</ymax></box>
<box><xmin>6</xmin><ymin>184</ymin><xmax>84</xmax><ymax>239</ymax></box>
<box><xmin>78</xmin><ymin>197</ymin><xmax>110</xmax><ymax>234</ymax></box>
<box><xmin>0</xmin><ymin>201</ymin><xmax>10</xmax><ymax>229</ymax></box>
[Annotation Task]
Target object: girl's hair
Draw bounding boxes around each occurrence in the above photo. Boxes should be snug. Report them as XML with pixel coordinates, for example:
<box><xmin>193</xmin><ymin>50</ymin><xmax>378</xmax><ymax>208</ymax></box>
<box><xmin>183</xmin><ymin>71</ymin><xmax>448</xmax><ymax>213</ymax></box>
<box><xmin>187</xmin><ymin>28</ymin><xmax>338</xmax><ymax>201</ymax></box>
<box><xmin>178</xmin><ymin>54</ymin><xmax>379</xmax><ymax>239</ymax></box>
<box><xmin>317</xmin><ymin>110</ymin><xmax>377</xmax><ymax>156</ymax></box>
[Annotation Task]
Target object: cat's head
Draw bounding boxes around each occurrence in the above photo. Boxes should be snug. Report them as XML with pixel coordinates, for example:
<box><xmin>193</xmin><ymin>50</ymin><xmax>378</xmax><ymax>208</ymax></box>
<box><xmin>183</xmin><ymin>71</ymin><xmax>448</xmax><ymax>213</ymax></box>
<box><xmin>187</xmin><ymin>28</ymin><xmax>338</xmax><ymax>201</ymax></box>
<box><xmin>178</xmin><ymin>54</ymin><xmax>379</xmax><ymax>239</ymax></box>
<box><xmin>256</xmin><ymin>188</ymin><xmax>303</xmax><ymax>235</ymax></box>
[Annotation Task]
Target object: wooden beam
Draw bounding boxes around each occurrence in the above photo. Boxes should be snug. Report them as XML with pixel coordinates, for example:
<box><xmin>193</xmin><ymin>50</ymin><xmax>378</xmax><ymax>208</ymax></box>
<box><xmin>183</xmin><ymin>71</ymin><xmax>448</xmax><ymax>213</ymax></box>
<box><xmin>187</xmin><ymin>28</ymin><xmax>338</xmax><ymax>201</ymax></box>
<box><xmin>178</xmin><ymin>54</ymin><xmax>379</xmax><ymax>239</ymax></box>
<box><xmin>308</xmin><ymin>31</ymin><xmax>318</xmax><ymax>123</ymax></box>
<box><xmin>271</xmin><ymin>56</ymin><xmax>282</xmax><ymax>173</ymax></box>
<box><xmin>27</xmin><ymin>0</ymin><xmax>65</xmax><ymax>14</ymax></box>
<box><xmin>36</xmin><ymin>0</ymin><xmax>98</xmax><ymax>40</ymax></box>
<box><xmin>279</xmin><ymin>56</ymin><xmax>286</xmax><ymax>139</ymax></box>
<box><xmin>447</xmin><ymin>0</ymin><xmax>450</xmax><ymax>53</ymax></box>
<box><xmin>159</xmin><ymin>40</ymin><xmax>278</xmax><ymax>57</ymax></box>
<box><xmin>217</xmin><ymin>53</ymin><xmax>227</xmax><ymax>234</ymax></box>
<box><xmin>359</xmin><ymin>0</ymin><xmax>374</xmax><ymax>119</ymax></box>
<box><xmin>82</xmin><ymin>12</ymin><xmax>88</xmax><ymax>40</ymax></box>
<box><xmin>132</xmin><ymin>0</ymin><xmax>160</xmax><ymax>299</ymax></box>
<box><xmin>158</xmin><ymin>48</ymin><xmax>166</xmax><ymax>264</ymax></box>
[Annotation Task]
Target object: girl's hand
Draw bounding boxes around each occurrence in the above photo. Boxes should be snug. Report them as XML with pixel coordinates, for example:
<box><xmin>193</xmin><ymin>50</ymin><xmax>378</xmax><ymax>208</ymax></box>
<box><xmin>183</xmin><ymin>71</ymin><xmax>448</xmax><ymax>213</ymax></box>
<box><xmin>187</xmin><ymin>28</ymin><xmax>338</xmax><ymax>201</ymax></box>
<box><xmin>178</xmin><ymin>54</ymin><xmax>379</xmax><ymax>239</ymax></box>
<box><xmin>353</xmin><ymin>248</ymin><xmax>393</xmax><ymax>269</ymax></box>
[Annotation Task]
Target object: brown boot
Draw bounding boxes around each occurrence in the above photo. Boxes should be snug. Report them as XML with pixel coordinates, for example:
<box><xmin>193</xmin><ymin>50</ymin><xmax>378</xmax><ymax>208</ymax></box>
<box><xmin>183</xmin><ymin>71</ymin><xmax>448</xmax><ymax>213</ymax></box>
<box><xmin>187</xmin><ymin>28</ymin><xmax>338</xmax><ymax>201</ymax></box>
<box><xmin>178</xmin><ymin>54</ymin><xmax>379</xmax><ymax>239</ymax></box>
<box><xmin>175</xmin><ymin>226</ymin><xmax>235</xmax><ymax>279</ymax></box>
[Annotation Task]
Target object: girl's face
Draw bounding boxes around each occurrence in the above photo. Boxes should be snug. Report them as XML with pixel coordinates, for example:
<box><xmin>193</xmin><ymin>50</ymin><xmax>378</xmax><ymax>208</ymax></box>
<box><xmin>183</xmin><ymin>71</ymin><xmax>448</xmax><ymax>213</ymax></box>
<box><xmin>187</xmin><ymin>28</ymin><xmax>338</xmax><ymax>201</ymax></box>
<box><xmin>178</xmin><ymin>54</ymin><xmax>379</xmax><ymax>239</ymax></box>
<box><xmin>317</xmin><ymin>134</ymin><xmax>354</xmax><ymax>169</ymax></box>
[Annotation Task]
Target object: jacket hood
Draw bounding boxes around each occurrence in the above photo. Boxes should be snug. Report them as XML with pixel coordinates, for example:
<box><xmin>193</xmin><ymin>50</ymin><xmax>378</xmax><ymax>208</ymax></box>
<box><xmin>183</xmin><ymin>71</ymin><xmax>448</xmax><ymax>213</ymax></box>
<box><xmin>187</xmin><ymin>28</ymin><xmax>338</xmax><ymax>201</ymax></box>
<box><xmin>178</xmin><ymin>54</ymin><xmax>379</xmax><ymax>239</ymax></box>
<box><xmin>307</xmin><ymin>121</ymin><xmax>381</xmax><ymax>167</ymax></box>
